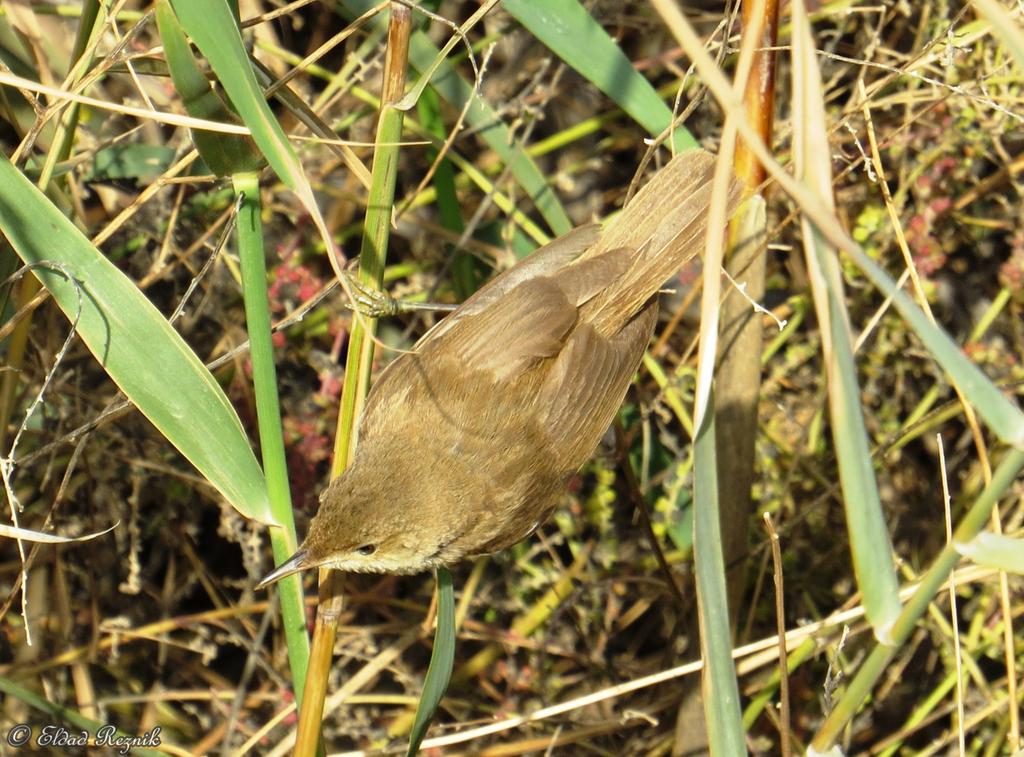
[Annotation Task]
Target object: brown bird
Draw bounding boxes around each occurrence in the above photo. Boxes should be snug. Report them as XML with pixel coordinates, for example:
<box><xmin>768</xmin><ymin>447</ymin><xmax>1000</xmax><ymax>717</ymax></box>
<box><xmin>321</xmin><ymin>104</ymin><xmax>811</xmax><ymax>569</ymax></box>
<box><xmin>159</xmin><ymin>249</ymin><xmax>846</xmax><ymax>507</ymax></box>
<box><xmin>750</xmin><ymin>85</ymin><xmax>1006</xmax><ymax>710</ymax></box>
<box><xmin>259</xmin><ymin>148</ymin><xmax>732</xmax><ymax>585</ymax></box>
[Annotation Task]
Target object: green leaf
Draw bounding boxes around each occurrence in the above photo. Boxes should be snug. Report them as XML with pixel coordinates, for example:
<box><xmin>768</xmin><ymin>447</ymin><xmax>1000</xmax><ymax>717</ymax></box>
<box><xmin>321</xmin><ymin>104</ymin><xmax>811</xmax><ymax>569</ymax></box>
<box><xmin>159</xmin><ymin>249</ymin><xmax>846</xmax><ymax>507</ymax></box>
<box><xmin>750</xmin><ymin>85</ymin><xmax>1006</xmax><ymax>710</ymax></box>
<box><xmin>791</xmin><ymin>0</ymin><xmax>901</xmax><ymax>641</ymax></box>
<box><xmin>155</xmin><ymin>0</ymin><xmax>263</xmax><ymax>177</ymax></box>
<box><xmin>168</xmin><ymin>0</ymin><xmax>315</xmax><ymax>208</ymax></box>
<box><xmin>87</xmin><ymin>144</ymin><xmax>177</xmax><ymax>182</ymax></box>
<box><xmin>0</xmin><ymin>154</ymin><xmax>272</xmax><ymax>523</ymax></box>
<box><xmin>692</xmin><ymin>406</ymin><xmax>748</xmax><ymax>755</ymax></box>
<box><xmin>956</xmin><ymin>532</ymin><xmax>1024</xmax><ymax>574</ymax></box>
<box><xmin>407</xmin><ymin>568</ymin><xmax>456</xmax><ymax>755</ymax></box>
<box><xmin>503</xmin><ymin>0</ymin><xmax>696</xmax><ymax>152</ymax></box>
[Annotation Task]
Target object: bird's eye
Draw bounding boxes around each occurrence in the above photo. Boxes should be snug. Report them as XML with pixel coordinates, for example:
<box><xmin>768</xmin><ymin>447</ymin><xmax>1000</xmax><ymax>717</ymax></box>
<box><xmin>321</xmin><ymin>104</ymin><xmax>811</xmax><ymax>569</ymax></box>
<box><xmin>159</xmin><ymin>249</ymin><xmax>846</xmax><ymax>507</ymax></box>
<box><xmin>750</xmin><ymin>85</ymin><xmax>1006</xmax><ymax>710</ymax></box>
<box><xmin>356</xmin><ymin>544</ymin><xmax>377</xmax><ymax>556</ymax></box>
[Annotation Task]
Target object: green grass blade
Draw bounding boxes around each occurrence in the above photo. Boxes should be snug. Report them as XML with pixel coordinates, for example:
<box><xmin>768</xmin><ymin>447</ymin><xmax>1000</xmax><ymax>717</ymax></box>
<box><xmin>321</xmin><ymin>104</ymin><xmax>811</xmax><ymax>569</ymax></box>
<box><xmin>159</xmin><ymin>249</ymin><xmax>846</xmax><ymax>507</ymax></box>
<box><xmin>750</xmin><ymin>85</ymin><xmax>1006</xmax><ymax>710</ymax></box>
<box><xmin>956</xmin><ymin>532</ymin><xmax>1024</xmax><ymax>574</ymax></box>
<box><xmin>407</xmin><ymin>568</ymin><xmax>456</xmax><ymax>755</ymax></box>
<box><xmin>161</xmin><ymin>0</ymin><xmax>309</xmax><ymax>697</ymax></box>
<box><xmin>416</xmin><ymin>85</ymin><xmax>476</xmax><ymax>298</ymax></box>
<box><xmin>338</xmin><ymin>0</ymin><xmax>573</xmax><ymax>236</ymax></box>
<box><xmin>168</xmin><ymin>0</ymin><xmax>321</xmax><ymax>225</ymax></box>
<box><xmin>809</xmin><ymin>449</ymin><xmax>1024</xmax><ymax>750</ymax></box>
<box><xmin>742</xmin><ymin>638</ymin><xmax>817</xmax><ymax>728</ymax></box>
<box><xmin>0</xmin><ymin>154</ymin><xmax>272</xmax><ymax>523</ymax></box>
<box><xmin>155</xmin><ymin>0</ymin><xmax>262</xmax><ymax>177</ymax></box>
<box><xmin>503</xmin><ymin>0</ymin><xmax>696</xmax><ymax>152</ymax></box>
<box><xmin>405</xmin><ymin>32</ymin><xmax>573</xmax><ymax>236</ymax></box>
<box><xmin>844</xmin><ymin>243</ymin><xmax>1024</xmax><ymax>447</ymax></box>
<box><xmin>792</xmin><ymin>0</ymin><xmax>900</xmax><ymax>641</ymax></box>
<box><xmin>815</xmin><ymin>228</ymin><xmax>901</xmax><ymax>640</ymax></box>
<box><xmin>692</xmin><ymin>405</ymin><xmax>748</xmax><ymax>756</ymax></box>
<box><xmin>233</xmin><ymin>172</ymin><xmax>310</xmax><ymax>699</ymax></box>
<box><xmin>332</xmin><ymin>90</ymin><xmax>407</xmax><ymax>472</ymax></box>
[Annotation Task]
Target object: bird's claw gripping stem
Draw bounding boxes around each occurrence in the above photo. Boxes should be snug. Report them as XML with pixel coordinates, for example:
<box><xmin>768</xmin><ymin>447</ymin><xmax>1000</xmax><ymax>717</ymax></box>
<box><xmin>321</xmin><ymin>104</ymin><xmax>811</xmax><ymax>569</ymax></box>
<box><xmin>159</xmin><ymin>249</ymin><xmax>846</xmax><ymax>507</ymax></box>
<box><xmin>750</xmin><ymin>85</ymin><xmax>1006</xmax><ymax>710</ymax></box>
<box><xmin>339</xmin><ymin>268</ymin><xmax>457</xmax><ymax>317</ymax></box>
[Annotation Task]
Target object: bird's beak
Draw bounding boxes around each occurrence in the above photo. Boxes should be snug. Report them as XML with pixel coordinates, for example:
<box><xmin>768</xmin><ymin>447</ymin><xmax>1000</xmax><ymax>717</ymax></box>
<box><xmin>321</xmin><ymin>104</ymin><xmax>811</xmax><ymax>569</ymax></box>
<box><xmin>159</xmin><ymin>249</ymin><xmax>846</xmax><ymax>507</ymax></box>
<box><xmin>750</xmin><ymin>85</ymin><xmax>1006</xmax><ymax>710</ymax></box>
<box><xmin>256</xmin><ymin>549</ymin><xmax>311</xmax><ymax>589</ymax></box>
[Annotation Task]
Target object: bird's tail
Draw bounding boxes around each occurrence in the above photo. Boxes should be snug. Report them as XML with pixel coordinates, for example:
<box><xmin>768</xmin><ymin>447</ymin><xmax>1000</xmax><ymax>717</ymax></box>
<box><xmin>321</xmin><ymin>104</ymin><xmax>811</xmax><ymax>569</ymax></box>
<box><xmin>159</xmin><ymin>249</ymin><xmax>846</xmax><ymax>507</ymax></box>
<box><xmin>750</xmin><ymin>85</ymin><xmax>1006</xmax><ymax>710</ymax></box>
<box><xmin>579</xmin><ymin>149</ymin><xmax>739</xmax><ymax>335</ymax></box>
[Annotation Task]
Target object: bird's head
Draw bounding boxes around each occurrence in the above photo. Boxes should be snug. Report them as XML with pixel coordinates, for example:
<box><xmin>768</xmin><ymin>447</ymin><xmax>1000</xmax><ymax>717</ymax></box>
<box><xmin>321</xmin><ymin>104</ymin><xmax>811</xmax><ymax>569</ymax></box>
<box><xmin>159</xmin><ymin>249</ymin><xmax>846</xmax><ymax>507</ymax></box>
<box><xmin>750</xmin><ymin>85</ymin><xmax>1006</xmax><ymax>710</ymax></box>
<box><xmin>256</xmin><ymin>467</ymin><xmax>451</xmax><ymax>588</ymax></box>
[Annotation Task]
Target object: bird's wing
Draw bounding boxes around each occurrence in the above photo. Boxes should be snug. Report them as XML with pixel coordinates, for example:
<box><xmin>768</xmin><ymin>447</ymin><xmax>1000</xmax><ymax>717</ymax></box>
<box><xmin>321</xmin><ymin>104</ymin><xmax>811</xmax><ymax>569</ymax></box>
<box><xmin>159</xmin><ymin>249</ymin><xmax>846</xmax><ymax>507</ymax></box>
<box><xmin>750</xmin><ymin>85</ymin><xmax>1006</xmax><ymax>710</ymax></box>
<box><xmin>415</xmin><ymin>223</ymin><xmax>601</xmax><ymax>348</ymax></box>
<box><xmin>356</xmin><ymin>245</ymin><xmax>635</xmax><ymax>442</ymax></box>
<box><xmin>538</xmin><ymin>303</ymin><xmax>658</xmax><ymax>468</ymax></box>
<box><xmin>353</xmin><ymin>276</ymin><xmax>578</xmax><ymax>442</ymax></box>
<box><xmin>425</xmin><ymin>276</ymin><xmax>578</xmax><ymax>381</ymax></box>
<box><xmin>422</xmin><ymin>247</ymin><xmax>635</xmax><ymax>381</ymax></box>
